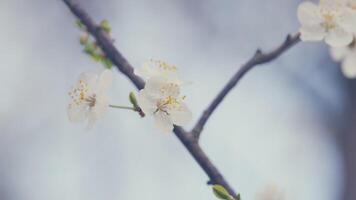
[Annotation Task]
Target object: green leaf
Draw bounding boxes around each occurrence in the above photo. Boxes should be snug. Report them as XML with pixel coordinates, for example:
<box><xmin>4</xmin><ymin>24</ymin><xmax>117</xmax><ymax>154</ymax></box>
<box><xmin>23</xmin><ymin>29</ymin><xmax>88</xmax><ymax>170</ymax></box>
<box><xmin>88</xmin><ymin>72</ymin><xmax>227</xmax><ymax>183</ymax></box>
<box><xmin>76</xmin><ymin>20</ymin><xmax>86</xmax><ymax>31</ymax></box>
<box><xmin>212</xmin><ymin>185</ymin><xmax>233</xmax><ymax>200</ymax></box>
<box><xmin>100</xmin><ymin>19</ymin><xmax>111</xmax><ymax>33</ymax></box>
<box><xmin>84</xmin><ymin>42</ymin><xmax>96</xmax><ymax>55</ymax></box>
<box><xmin>91</xmin><ymin>53</ymin><xmax>102</xmax><ymax>62</ymax></box>
<box><xmin>102</xmin><ymin>58</ymin><xmax>113</xmax><ymax>69</ymax></box>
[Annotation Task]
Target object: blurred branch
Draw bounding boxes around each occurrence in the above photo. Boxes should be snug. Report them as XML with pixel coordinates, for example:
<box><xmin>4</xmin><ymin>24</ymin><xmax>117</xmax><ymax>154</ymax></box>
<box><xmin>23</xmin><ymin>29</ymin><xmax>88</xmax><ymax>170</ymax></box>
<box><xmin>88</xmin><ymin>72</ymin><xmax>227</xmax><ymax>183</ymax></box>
<box><xmin>192</xmin><ymin>33</ymin><xmax>301</xmax><ymax>140</ymax></box>
<box><xmin>62</xmin><ymin>0</ymin><xmax>239</xmax><ymax>198</ymax></box>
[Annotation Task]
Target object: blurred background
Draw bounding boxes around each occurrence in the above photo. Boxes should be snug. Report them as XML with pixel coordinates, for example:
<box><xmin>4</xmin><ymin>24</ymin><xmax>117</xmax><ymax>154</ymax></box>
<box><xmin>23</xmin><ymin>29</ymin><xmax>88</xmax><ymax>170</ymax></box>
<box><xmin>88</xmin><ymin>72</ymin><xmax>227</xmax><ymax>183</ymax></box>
<box><xmin>0</xmin><ymin>0</ymin><xmax>355</xmax><ymax>200</ymax></box>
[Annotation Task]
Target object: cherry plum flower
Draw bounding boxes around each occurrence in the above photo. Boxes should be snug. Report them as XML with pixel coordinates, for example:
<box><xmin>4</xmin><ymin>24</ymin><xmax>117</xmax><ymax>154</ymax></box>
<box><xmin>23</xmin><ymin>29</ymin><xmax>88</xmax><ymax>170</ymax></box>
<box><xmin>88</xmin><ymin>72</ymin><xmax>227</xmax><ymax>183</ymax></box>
<box><xmin>297</xmin><ymin>0</ymin><xmax>355</xmax><ymax>46</ymax></box>
<box><xmin>68</xmin><ymin>70</ymin><xmax>112</xmax><ymax>128</ymax></box>
<box><xmin>137</xmin><ymin>77</ymin><xmax>192</xmax><ymax>133</ymax></box>
<box><xmin>330</xmin><ymin>40</ymin><xmax>356</xmax><ymax>78</ymax></box>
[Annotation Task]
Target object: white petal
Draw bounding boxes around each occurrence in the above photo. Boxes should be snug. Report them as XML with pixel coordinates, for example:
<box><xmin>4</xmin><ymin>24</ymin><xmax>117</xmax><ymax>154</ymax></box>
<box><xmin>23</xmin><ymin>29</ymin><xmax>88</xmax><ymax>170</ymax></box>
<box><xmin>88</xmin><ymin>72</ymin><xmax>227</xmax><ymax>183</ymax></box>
<box><xmin>86</xmin><ymin>113</ymin><xmax>97</xmax><ymax>130</ymax></box>
<box><xmin>160</xmin><ymin>81</ymin><xmax>180</xmax><ymax>98</ymax></box>
<box><xmin>97</xmin><ymin>69</ymin><xmax>113</xmax><ymax>93</ymax></box>
<box><xmin>339</xmin><ymin>9</ymin><xmax>356</xmax><ymax>33</ymax></box>
<box><xmin>143</xmin><ymin>77</ymin><xmax>180</xmax><ymax>98</ymax></box>
<box><xmin>137</xmin><ymin>90</ymin><xmax>157</xmax><ymax>115</ymax></box>
<box><xmin>142</xmin><ymin>77</ymin><xmax>167</xmax><ymax>98</ymax></box>
<box><xmin>330</xmin><ymin>46</ymin><xmax>348</xmax><ymax>61</ymax></box>
<box><xmin>79</xmin><ymin>72</ymin><xmax>97</xmax><ymax>88</ymax></box>
<box><xmin>300</xmin><ymin>25</ymin><xmax>326</xmax><ymax>41</ymax></box>
<box><xmin>134</xmin><ymin>63</ymin><xmax>155</xmax><ymax>79</ymax></box>
<box><xmin>170</xmin><ymin>103</ymin><xmax>192</xmax><ymax>126</ymax></box>
<box><xmin>341</xmin><ymin>54</ymin><xmax>356</xmax><ymax>78</ymax></box>
<box><xmin>135</xmin><ymin>60</ymin><xmax>180</xmax><ymax>83</ymax></box>
<box><xmin>154</xmin><ymin>112</ymin><xmax>174</xmax><ymax>133</ymax></box>
<box><xmin>91</xmin><ymin>95</ymin><xmax>109</xmax><ymax>119</ymax></box>
<box><xmin>325</xmin><ymin>27</ymin><xmax>353</xmax><ymax>47</ymax></box>
<box><xmin>297</xmin><ymin>2</ymin><xmax>322</xmax><ymax>26</ymax></box>
<box><xmin>67</xmin><ymin>103</ymin><xmax>88</xmax><ymax>122</ymax></box>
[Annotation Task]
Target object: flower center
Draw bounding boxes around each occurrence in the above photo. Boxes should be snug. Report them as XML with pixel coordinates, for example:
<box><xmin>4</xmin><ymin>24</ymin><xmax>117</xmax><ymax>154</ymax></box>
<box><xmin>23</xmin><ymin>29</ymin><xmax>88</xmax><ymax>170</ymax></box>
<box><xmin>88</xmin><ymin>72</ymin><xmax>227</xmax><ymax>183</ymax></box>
<box><xmin>152</xmin><ymin>59</ymin><xmax>177</xmax><ymax>72</ymax></box>
<box><xmin>321</xmin><ymin>12</ymin><xmax>336</xmax><ymax>30</ymax></box>
<box><xmin>155</xmin><ymin>96</ymin><xmax>179</xmax><ymax>114</ymax></box>
<box><xmin>69</xmin><ymin>79</ymin><xmax>97</xmax><ymax>107</ymax></box>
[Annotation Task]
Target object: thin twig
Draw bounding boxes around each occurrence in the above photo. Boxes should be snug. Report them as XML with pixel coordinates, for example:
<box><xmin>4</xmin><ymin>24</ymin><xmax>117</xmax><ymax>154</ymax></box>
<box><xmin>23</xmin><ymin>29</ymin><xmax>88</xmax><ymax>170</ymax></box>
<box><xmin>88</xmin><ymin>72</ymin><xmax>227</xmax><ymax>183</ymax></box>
<box><xmin>109</xmin><ymin>105</ymin><xmax>135</xmax><ymax>110</ymax></box>
<box><xmin>191</xmin><ymin>33</ymin><xmax>301</xmax><ymax>140</ymax></box>
<box><xmin>62</xmin><ymin>0</ymin><xmax>239</xmax><ymax>198</ymax></box>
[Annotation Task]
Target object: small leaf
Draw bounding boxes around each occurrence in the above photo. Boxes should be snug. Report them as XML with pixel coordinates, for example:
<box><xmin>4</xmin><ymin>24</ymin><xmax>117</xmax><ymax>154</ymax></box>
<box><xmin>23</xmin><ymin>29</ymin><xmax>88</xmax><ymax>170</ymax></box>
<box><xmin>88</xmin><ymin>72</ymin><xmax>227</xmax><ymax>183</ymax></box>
<box><xmin>212</xmin><ymin>185</ymin><xmax>233</xmax><ymax>200</ymax></box>
<box><xmin>100</xmin><ymin>19</ymin><xmax>111</xmax><ymax>33</ymax></box>
<box><xmin>90</xmin><ymin>53</ymin><xmax>102</xmax><ymax>62</ymax></box>
<box><xmin>102</xmin><ymin>58</ymin><xmax>113</xmax><ymax>69</ymax></box>
<box><xmin>76</xmin><ymin>20</ymin><xmax>86</xmax><ymax>31</ymax></box>
<box><xmin>84</xmin><ymin>42</ymin><xmax>96</xmax><ymax>55</ymax></box>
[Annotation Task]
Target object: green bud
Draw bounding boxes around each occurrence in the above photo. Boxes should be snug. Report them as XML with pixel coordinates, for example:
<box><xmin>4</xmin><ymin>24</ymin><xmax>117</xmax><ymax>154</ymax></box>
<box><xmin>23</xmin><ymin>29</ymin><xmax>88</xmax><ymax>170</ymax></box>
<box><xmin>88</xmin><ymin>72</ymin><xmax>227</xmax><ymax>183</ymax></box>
<box><xmin>76</xmin><ymin>20</ymin><xmax>86</xmax><ymax>31</ymax></box>
<box><xmin>79</xmin><ymin>34</ymin><xmax>89</xmax><ymax>45</ymax></box>
<box><xmin>84</xmin><ymin>42</ymin><xmax>96</xmax><ymax>55</ymax></box>
<box><xmin>129</xmin><ymin>92</ymin><xmax>139</xmax><ymax>108</ymax></box>
<box><xmin>100</xmin><ymin>19</ymin><xmax>111</xmax><ymax>33</ymax></box>
<box><xmin>102</xmin><ymin>57</ymin><xmax>113</xmax><ymax>69</ymax></box>
<box><xmin>212</xmin><ymin>185</ymin><xmax>233</xmax><ymax>200</ymax></box>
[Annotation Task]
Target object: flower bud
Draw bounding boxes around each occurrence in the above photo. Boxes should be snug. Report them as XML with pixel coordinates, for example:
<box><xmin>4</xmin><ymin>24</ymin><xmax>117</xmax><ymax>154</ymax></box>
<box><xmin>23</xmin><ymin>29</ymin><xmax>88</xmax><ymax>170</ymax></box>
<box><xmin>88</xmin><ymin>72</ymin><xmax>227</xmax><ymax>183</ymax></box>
<box><xmin>79</xmin><ymin>34</ymin><xmax>89</xmax><ymax>45</ymax></box>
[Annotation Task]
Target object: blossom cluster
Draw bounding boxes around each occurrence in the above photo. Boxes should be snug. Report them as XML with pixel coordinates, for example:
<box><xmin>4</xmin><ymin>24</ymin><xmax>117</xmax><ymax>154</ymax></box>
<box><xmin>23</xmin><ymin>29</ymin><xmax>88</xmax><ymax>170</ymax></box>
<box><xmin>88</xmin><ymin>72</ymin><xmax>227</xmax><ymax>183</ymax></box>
<box><xmin>67</xmin><ymin>60</ymin><xmax>192</xmax><ymax>133</ymax></box>
<box><xmin>298</xmin><ymin>0</ymin><xmax>356</xmax><ymax>77</ymax></box>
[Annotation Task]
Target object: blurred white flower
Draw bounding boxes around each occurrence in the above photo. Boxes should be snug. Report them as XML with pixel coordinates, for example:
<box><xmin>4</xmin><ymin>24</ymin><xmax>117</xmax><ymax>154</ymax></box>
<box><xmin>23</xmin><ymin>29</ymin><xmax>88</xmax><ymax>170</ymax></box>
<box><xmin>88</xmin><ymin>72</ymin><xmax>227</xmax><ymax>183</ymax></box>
<box><xmin>346</xmin><ymin>0</ymin><xmax>356</xmax><ymax>10</ymax></box>
<box><xmin>255</xmin><ymin>185</ymin><xmax>284</xmax><ymax>200</ymax></box>
<box><xmin>297</xmin><ymin>0</ymin><xmax>355</xmax><ymax>47</ymax></box>
<box><xmin>68</xmin><ymin>69</ymin><xmax>113</xmax><ymax>128</ymax></box>
<box><xmin>330</xmin><ymin>40</ymin><xmax>356</xmax><ymax>78</ymax></box>
<box><xmin>135</xmin><ymin>59</ymin><xmax>181</xmax><ymax>84</ymax></box>
<box><xmin>137</xmin><ymin>77</ymin><xmax>192</xmax><ymax>133</ymax></box>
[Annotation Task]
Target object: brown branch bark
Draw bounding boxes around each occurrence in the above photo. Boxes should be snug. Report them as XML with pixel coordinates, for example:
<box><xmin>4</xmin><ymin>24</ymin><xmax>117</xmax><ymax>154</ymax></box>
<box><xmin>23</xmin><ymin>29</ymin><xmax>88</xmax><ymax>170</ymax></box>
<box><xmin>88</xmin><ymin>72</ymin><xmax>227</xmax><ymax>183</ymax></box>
<box><xmin>62</xmin><ymin>0</ymin><xmax>239</xmax><ymax>198</ymax></box>
<box><xmin>191</xmin><ymin>33</ymin><xmax>301</xmax><ymax>140</ymax></box>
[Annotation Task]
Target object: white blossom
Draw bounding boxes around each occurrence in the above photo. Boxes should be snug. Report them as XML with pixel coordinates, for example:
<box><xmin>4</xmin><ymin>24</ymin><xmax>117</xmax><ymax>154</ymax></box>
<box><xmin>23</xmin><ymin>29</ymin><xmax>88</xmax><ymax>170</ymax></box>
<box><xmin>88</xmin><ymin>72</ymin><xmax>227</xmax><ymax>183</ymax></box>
<box><xmin>297</xmin><ymin>0</ymin><xmax>355</xmax><ymax>47</ymax></box>
<box><xmin>330</xmin><ymin>40</ymin><xmax>356</xmax><ymax>78</ymax></box>
<box><xmin>137</xmin><ymin>77</ymin><xmax>192</xmax><ymax>133</ymax></box>
<box><xmin>345</xmin><ymin>0</ymin><xmax>356</xmax><ymax>33</ymax></box>
<box><xmin>135</xmin><ymin>59</ymin><xmax>181</xmax><ymax>84</ymax></box>
<box><xmin>68</xmin><ymin>69</ymin><xmax>113</xmax><ymax>128</ymax></box>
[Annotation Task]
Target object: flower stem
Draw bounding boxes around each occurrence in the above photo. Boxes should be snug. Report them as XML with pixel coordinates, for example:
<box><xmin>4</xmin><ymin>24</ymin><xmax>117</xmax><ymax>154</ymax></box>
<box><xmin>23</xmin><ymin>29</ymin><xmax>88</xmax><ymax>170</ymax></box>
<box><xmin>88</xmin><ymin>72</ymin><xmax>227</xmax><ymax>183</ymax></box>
<box><xmin>109</xmin><ymin>104</ymin><xmax>135</xmax><ymax>111</ymax></box>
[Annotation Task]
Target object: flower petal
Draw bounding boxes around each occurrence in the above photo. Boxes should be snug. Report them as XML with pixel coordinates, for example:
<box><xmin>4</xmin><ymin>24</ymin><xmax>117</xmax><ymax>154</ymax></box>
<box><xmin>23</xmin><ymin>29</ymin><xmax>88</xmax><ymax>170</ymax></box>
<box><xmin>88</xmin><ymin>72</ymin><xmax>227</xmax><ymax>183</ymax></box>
<box><xmin>67</xmin><ymin>103</ymin><xmax>88</xmax><ymax>122</ymax></box>
<box><xmin>79</xmin><ymin>72</ymin><xmax>98</xmax><ymax>88</ymax></box>
<box><xmin>297</xmin><ymin>2</ymin><xmax>322</xmax><ymax>26</ymax></box>
<box><xmin>330</xmin><ymin>46</ymin><xmax>349</xmax><ymax>61</ymax></box>
<box><xmin>325</xmin><ymin>27</ymin><xmax>353</xmax><ymax>47</ymax></box>
<box><xmin>97</xmin><ymin>69</ymin><xmax>113</xmax><ymax>93</ymax></box>
<box><xmin>134</xmin><ymin>63</ymin><xmax>154</xmax><ymax>79</ymax></box>
<box><xmin>144</xmin><ymin>77</ymin><xmax>180</xmax><ymax>98</ymax></box>
<box><xmin>92</xmin><ymin>95</ymin><xmax>109</xmax><ymax>118</ymax></box>
<box><xmin>137</xmin><ymin>90</ymin><xmax>157</xmax><ymax>115</ymax></box>
<box><xmin>154</xmin><ymin>112</ymin><xmax>174</xmax><ymax>133</ymax></box>
<box><xmin>300</xmin><ymin>25</ymin><xmax>326</xmax><ymax>41</ymax></box>
<box><xmin>170</xmin><ymin>103</ymin><xmax>192</xmax><ymax>126</ymax></box>
<box><xmin>341</xmin><ymin>53</ymin><xmax>356</xmax><ymax>78</ymax></box>
<box><xmin>339</xmin><ymin>9</ymin><xmax>356</xmax><ymax>33</ymax></box>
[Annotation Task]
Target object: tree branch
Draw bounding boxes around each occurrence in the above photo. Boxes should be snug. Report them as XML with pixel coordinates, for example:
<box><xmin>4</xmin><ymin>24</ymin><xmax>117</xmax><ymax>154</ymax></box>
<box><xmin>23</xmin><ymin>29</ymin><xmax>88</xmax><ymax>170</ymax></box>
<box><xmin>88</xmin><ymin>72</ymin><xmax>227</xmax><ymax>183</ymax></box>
<box><xmin>62</xmin><ymin>0</ymin><xmax>239</xmax><ymax>198</ymax></box>
<box><xmin>191</xmin><ymin>33</ymin><xmax>301</xmax><ymax>140</ymax></box>
<box><xmin>63</xmin><ymin>0</ymin><xmax>145</xmax><ymax>90</ymax></box>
